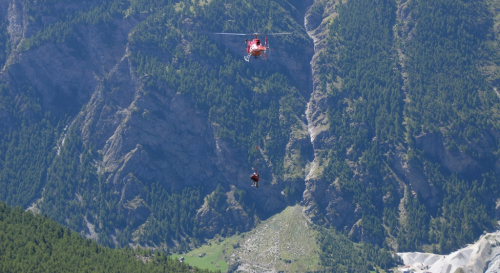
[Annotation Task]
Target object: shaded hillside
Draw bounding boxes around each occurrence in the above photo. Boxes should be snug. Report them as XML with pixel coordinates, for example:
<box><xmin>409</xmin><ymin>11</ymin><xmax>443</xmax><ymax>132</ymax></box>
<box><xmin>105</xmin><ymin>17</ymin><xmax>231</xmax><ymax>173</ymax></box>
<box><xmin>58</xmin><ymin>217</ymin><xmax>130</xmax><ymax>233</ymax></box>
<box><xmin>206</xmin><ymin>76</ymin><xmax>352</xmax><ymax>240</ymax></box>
<box><xmin>0</xmin><ymin>202</ymin><xmax>215</xmax><ymax>273</ymax></box>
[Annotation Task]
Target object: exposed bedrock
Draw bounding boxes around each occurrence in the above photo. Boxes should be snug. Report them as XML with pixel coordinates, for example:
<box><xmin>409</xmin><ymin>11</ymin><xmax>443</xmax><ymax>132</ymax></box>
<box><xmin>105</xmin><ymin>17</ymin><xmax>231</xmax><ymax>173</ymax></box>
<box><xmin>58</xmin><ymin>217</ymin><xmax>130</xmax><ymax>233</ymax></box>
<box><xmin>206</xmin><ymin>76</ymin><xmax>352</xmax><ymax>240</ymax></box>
<box><xmin>301</xmin><ymin>0</ymin><xmax>361</xmax><ymax>233</ymax></box>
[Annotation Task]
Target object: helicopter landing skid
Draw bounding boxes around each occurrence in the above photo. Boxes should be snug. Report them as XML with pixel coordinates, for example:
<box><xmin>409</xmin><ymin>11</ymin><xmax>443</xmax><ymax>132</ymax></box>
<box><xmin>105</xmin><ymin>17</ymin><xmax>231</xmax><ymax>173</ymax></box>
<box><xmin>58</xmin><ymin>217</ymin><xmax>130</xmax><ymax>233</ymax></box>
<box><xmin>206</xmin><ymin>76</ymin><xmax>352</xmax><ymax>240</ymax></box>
<box><xmin>244</xmin><ymin>55</ymin><xmax>251</xmax><ymax>62</ymax></box>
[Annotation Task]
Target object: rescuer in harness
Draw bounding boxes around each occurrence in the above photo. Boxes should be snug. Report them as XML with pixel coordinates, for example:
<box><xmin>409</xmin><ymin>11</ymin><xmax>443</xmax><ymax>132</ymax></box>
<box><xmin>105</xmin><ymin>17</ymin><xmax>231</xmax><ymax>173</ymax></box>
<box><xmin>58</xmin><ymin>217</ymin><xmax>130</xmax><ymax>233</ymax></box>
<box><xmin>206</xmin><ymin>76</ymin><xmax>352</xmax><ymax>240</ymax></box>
<box><xmin>250</xmin><ymin>171</ymin><xmax>260</xmax><ymax>188</ymax></box>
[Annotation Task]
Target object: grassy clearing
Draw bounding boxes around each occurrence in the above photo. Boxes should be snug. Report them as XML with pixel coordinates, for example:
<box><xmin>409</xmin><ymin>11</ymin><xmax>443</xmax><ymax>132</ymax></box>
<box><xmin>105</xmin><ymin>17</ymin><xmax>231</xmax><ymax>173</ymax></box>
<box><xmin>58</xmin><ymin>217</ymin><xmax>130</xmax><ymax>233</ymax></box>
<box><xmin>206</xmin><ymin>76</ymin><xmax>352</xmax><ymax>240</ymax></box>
<box><xmin>171</xmin><ymin>235</ymin><xmax>243</xmax><ymax>272</ymax></box>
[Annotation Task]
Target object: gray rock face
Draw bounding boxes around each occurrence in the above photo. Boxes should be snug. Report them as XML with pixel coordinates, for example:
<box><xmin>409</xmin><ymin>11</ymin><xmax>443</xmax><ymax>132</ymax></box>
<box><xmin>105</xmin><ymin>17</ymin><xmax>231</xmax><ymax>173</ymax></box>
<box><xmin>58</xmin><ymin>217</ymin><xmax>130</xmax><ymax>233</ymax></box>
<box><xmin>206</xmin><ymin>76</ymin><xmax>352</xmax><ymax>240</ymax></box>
<box><xmin>118</xmin><ymin>173</ymin><xmax>150</xmax><ymax>229</ymax></box>
<box><xmin>302</xmin><ymin>0</ymin><xmax>356</xmax><ymax>232</ymax></box>
<box><xmin>348</xmin><ymin>220</ymin><xmax>381</xmax><ymax>245</ymax></box>
<box><xmin>301</xmin><ymin>0</ymin><xmax>381</xmax><ymax>236</ymax></box>
<box><xmin>302</xmin><ymin>176</ymin><xmax>359</xmax><ymax>230</ymax></box>
<box><xmin>391</xmin><ymin>148</ymin><xmax>439</xmax><ymax>209</ymax></box>
<box><xmin>415</xmin><ymin>132</ymin><xmax>486</xmax><ymax>174</ymax></box>
<box><xmin>3</xmin><ymin>2</ymin><xmax>135</xmax><ymax>118</ymax></box>
<box><xmin>196</xmin><ymin>186</ymin><xmax>253</xmax><ymax>238</ymax></box>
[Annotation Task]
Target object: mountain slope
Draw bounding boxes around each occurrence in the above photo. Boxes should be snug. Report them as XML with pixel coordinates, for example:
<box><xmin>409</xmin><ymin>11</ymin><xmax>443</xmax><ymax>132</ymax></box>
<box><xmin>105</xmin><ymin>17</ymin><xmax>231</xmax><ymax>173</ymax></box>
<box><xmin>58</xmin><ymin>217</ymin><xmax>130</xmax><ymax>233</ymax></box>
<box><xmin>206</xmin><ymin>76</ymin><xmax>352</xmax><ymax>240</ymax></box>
<box><xmin>0</xmin><ymin>202</ymin><xmax>214</xmax><ymax>272</ymax></box>
<box><xmin>0</xmin><ymin>0</ymin><xmax>315</xmax><ymax>248</ymax></box>
<box><xmin>304</xmin><ymin>0</ymin><xmax>500</xmax><ymax>253</ymax></box>
<box><xmin>0</xmin><ymin>0</ymin><xmax>499</xmax><ymax>258</ymax></box>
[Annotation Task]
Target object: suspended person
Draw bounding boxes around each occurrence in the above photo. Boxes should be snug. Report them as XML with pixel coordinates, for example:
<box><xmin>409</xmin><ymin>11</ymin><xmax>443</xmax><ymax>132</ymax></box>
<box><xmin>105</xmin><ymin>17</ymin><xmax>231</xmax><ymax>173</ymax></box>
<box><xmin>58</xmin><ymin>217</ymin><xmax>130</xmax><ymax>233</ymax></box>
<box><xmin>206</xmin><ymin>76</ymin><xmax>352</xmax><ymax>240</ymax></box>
<box><xmin>250</xmin><ymin>171</ymin><xmax>260</xmax><ymax>188</ymax></box>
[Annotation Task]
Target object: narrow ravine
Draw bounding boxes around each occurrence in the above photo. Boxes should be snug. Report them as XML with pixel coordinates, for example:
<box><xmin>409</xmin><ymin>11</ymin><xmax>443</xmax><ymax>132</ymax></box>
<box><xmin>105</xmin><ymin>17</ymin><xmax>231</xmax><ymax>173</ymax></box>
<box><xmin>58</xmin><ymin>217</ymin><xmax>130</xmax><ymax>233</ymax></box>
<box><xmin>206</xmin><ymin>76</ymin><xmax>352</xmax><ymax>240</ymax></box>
<box><xmin>302</xmin><ymin>0</ymin><xmax>340</xmax><ymax>181</ymax></box>
<box><xmin>303</xmin><ymin>0</ymin><xmax>322</xmax><ymax>183</ymax></box>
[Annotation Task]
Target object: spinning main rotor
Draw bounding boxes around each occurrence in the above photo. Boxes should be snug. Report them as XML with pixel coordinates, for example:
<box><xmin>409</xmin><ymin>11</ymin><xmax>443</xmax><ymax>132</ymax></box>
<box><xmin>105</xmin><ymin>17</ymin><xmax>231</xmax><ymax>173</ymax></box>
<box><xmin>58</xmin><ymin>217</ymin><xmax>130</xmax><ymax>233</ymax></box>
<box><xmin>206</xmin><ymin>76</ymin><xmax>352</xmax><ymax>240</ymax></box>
<box><xmin>215</xmin><ymin>32</ymin><xmax>291</xmax><ymax>39</ymax></box>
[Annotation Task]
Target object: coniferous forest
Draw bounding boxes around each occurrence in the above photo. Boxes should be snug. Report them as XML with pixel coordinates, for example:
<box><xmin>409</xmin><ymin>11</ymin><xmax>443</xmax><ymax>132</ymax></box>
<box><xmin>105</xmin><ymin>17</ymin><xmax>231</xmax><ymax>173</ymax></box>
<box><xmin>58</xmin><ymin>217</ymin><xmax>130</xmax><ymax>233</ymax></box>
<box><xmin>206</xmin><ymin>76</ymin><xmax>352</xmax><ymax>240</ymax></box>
<box><xmin>0</xmin><ymin>202</ymin><xmax>216</xmax><ymax>272</ymax></box>
<box><xmin>316</xmin><ymin>0</ymin><xmax>500</xmax><ymax>253</ymax></box>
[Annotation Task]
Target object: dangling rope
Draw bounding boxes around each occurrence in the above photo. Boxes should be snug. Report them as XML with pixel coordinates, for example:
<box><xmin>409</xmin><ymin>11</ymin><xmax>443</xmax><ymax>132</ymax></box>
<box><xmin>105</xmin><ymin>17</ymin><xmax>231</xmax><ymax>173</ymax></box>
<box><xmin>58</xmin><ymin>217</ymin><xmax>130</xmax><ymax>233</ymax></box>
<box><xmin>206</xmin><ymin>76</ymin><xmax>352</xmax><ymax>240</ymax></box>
<box><xmin>253</xmin><ymin>146</ymin><xmax>258</xmax><ymax>172</ymax></box>
<box><xmin>252</xmin><ymin>88</ymin><xmax>258</xmax><ymax>173</ymax></box>
<box><xmin>251</xmin><ymin>66</ymin><xmax>259</xmax><ymax>174</ymax></box>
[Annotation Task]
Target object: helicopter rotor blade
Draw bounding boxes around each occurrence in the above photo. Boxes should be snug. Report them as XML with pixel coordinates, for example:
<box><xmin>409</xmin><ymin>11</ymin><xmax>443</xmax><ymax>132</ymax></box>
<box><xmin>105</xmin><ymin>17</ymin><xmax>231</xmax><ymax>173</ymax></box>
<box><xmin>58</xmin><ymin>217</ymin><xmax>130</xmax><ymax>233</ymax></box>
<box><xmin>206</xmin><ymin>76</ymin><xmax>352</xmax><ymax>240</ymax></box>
<box><xmin>264</xmin><ymin>32</ymin><xmax>292</xmax><ymax>35</ymax></box>
<box><xmin>215</xmin><ymin>32</ymin><xmax>292</xmax><ymax>36</ymax></box>
<box><xmin>214</xmin><ymin>33</ymin><xmax>252</xmax><ymax>36</ymax></box>
<box><xmin>250</xmin><ymin>32</ymin><xmax>292</xmax><ymax>36</ymax></box>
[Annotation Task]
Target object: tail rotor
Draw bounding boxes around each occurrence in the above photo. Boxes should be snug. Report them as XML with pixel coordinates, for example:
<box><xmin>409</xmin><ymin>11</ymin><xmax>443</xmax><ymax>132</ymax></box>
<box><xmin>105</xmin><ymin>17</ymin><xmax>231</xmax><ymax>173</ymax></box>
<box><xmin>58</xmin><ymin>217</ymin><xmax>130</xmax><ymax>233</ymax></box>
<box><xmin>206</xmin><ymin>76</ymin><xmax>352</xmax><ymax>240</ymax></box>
<box><xmin>264</xmin><ymin>36</ymin><xmax>272</xmax><ymax>60</ymax></box>
<box><xmin>265</xmin><ymin>36</ymin><xmax>268</xmax><ymax>60</ymax></box>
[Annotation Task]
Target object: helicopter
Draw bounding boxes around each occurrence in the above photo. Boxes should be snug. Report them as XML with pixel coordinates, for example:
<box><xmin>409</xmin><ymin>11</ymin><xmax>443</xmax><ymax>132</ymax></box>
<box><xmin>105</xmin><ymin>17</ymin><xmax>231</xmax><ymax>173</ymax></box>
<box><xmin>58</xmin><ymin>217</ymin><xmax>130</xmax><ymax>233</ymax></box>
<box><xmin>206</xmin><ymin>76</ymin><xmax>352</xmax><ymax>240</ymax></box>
<box><xmin>215</xmin><ymin>32</ymin><xmax>291</xmax><ymax>62</ymax></box>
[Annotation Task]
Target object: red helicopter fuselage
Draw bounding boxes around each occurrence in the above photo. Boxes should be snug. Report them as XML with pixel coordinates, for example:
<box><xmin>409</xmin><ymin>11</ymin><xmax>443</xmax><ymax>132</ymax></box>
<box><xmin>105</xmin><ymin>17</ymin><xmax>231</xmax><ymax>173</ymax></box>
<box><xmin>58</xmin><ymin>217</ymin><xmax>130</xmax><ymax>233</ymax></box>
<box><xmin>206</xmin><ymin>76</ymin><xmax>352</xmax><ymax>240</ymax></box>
<box><xmin>246</xmin><ymin>38</ymin><xmax>266</xmax><ymax>57</ymax></box>
<box><xmin>215</xmin><ymin>32</ymin><xmax>290</xmax><ymax>62</ymax></box>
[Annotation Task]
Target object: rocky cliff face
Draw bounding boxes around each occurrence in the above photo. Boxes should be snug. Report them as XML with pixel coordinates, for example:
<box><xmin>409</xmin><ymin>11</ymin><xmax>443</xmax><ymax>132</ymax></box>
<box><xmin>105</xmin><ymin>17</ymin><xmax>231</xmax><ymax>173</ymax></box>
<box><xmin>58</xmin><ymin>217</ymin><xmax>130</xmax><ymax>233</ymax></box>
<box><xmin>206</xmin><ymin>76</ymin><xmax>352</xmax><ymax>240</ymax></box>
<box><xmin>4</xmin><ymin>0</ymin><xmax>133</xmax><ymax>118</ymax></box>
<box><xmin>302</xmin><ymin>0</ymin><xmax>360</xmax><ymax>232</ymax></box>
